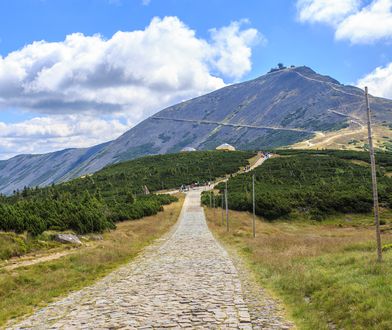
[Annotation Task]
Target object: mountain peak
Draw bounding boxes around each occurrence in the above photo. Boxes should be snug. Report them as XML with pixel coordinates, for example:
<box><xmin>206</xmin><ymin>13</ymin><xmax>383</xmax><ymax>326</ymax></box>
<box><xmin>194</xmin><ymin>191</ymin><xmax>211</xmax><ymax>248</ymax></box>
<box><xmin>0</xmin><ymin>67</ymin><xmax>391</xmax><ymax>194</ymax></box>
<box><xmin>264</xmin><ymin>65</ymin><xmax>341</xmax><ymax>85</ymax></box>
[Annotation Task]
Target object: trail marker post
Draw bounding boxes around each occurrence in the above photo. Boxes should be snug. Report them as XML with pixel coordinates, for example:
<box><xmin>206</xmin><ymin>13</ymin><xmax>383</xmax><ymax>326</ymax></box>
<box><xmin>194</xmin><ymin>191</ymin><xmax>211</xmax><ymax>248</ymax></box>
<box><xmin>221</xmin><ymin>194</ymin><xmax>224</xmax><ymax>226</ymax></box>
<box><xmin>365</xmin><ymin>86</ymin><xmax>382</xmax><ymax>262</ymax></box>
<box><xmin>252</xmin><ymin>174</ymin><xmax>256</xmax><ymax>238</ymax></box>
<box><xmin>225</xmin><ymin>181</ymin><xmax>229</xmax><ymax>232</ymax></box>
<box><xmin>213</xmin><ymin>191</ymin><xmax>216</xmax><ymax>218</ymax></box>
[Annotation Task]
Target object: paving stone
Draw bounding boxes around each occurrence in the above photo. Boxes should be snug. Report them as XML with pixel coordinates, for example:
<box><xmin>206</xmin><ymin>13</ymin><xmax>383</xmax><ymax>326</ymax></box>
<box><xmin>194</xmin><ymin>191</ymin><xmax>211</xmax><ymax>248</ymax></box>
<box><xmin>7</xmin><ymin>189</ymin><xmax>293</xmax><ymax>330</ymax></box>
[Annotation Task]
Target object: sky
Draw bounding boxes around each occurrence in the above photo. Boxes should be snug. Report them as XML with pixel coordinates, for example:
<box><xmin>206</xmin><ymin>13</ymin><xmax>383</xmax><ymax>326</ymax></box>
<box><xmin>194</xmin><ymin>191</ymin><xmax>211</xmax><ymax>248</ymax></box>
<box><xmin>0</xmin><ymin>0</ymin><xmax>391</xmax><ymax>159</ymax></box>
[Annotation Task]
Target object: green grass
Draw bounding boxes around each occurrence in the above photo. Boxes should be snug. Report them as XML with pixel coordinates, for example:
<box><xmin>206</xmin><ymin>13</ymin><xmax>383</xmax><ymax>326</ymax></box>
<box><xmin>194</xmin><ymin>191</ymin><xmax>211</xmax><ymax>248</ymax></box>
<box><xmin>0</xmin><ymin>232</ymin><xmax>61</xmax><ymax>260</ymax></box>
<box><xmin>205</xmin><ymin>207</ymin><xmax>392</xmax><ymax>329</ymax></box>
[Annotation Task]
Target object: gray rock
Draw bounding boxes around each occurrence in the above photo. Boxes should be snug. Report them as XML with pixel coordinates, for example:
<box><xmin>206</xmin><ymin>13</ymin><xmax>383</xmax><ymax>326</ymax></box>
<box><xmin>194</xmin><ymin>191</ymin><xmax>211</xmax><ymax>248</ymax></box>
<box><xmin>54</xmin><ymin>234</ymin><xmax>82</xmax><ymax>245</ymax></box>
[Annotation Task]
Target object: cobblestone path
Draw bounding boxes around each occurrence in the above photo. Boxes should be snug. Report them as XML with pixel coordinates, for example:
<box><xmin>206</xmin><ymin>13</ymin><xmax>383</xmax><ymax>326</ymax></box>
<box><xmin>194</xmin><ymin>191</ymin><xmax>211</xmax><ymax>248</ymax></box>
<box><xmin>9</xmin><ymin>189</ymin><xmax>291</xmax><ymax>329</ymax></box>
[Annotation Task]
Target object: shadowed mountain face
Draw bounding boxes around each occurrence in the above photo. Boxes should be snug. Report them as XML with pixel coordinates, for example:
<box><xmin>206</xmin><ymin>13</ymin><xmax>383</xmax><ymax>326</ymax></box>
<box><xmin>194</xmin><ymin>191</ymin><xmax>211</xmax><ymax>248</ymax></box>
<box><xmin>1</xmin><ymin>66</ymin><xmax>392</xmax><ymax>194</ymax></box>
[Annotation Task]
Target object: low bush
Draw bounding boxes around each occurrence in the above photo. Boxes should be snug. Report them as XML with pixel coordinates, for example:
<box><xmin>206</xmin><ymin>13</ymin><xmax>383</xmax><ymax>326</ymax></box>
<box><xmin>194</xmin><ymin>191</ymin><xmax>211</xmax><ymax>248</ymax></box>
<box><xmin>1</xmin><ymin>151</ymin><xmax>250</xmax><ymax>235</ymax></box>
<box><xmin>206</xmin><ymin>152</ymin><xmax>392</xmax><ymax>220</ymax></box>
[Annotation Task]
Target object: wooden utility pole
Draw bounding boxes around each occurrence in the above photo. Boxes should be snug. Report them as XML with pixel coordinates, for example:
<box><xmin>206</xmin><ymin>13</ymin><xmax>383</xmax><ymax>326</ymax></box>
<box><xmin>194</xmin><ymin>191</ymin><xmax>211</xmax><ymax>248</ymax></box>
<box><xmin>225</xmin><ymin>181</ymin><xmax>229</xmax><ymax>232</ymax></box>
<box><xmin>213</xmin><ymin>191</ymin><xmax>216</xmax><ymax>218</ymax></box>
<box><xmin>365</xmin><ymin>86</ymin><xmax>382</xmax><ymax>262</ymax></box>
<box><xmin>252</xmin><ymin>174</ymin><xmax>256</xmax><ymax>238</ymax></box>
<box><xmin>221</xmin><ymin>193</ymin><xmax>224</xmax><ymax>226</ymax></box>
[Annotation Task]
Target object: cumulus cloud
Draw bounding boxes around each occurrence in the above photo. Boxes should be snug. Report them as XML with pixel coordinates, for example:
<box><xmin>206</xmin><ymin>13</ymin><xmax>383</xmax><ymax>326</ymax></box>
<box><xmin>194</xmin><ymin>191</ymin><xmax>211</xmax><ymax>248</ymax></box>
<box><xmin>0</xmin><ymin>16</ymin><xmax>262</xmax><ymax>159</ymax></box>
<box><xmin>0</xmin><ymin>115</ymin><xmax>128</xmax><ymax>159</ymax></box>
<box><xmin>296</xmin><ymin>0</ymin><xmax>360</xmax><ymax>26</ymax></box>
<box><xmin>297</xmin><ymin>0</ymin><xmax>392</xmax><ymax>101</ymax></box>
<box><xmin>296</xmin><ymin>0</ymin><xmax>392</xmax><ymax>44</ymax></box>
<box><xmin>0</xmin><ymin>16</ymin><xmax>260</xmax><ymax>116</ymax></box>
<box><xmin>336</xmin><ymin>0</ymin><xmax>392</xmax><ymax>43</ymax></box>
<box><xmin>356</xmin><ymin>62</ymin><xmax>392</xmax><ymax>98</ymax></box>
<box><xmin>209</xmin><ymin>20</ymin><xmax>262</xmax><ymax>79</ymax></box>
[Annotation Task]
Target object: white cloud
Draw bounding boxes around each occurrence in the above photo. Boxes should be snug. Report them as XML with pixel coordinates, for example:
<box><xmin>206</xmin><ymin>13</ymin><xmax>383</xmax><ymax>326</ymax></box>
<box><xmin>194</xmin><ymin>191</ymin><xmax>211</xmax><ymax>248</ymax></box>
<box><xmin>0</xmin><ymin>16</ymin><xmax>261</xmax><ymax>159</ymax></box>
<box><xmin>296</xmin><ymin>0</ymin><xmax>392</xmax><ymax>44</ymax></box>
<box><xmin>0</xmin><ymin>115</ymin><xmax>128</xmax><ymax>159</ymax></box>
<box><xmin>298</xmin><ymin>0</ymin><xmax>392</xmax><ymax>100</ymax></box>
<box><xmin>209</xmin><ymin>20</ymin><xmax>263</xmax><ymax>79</ymax></box>
<box><xmin>356</xmin><ymin>62</ymin><xmax>392</xmax><ymax>98</ymax></box>
<box><xmin>142</xmin><ymin>0</ymin><xmax>151</xmax><ymax>5</ymax></box>
<box><xmin>336</xmin><ymin>0</ymin><xmax>392</xmax><ymax>43</ymax></box>
<box><xmin>0</xmin><ymin>16</ymin><xmax>260</xmax><ymax>117</ymax></box>
<box><xmin>296</xmin><ymin>0</ymin><xmax>360</xmax><ymax>26</ymax></box>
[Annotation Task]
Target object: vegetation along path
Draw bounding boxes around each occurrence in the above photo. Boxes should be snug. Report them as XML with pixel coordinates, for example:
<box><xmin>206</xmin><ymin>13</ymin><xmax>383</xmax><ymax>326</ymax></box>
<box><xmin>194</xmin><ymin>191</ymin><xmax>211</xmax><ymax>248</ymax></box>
<box><xmin>9</xmin><ymin>189</ymin><xmax>291</xmax><ymax>329</ymax></box>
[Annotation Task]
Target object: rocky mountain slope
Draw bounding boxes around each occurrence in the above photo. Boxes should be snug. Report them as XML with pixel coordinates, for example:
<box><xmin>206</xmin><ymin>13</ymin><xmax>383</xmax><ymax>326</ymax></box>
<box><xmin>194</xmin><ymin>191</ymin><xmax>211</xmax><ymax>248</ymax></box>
<box><xmin>1</xmin><ymin>66</ymin><xmax>392</xmax><ymax>194</ymax></box>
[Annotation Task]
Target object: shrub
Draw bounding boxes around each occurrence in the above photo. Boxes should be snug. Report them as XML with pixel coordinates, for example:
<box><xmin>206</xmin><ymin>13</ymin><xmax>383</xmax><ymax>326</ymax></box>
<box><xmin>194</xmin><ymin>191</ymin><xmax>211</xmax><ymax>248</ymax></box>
<box><xmin>1</xmin><ymin>150</ymin><xmax>249</xmax><ymax>235</ymax></box>
<box><xmin>214</xmin><ymin>152</ymin><xmax>392</xmax><ymax>220</ymax></box>
<box><xmin>382</xmin><ymin>243</ymin><xmax>392</xmax><ymax>252</ymax></box>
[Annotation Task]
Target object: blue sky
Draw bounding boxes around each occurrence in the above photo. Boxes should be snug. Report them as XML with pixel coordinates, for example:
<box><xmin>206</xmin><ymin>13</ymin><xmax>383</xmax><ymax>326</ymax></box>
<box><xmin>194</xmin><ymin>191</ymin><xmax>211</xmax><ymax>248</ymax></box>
<box><xmin>0</xmin><ymin>0</ymin><xmax>391</xmax><ymax>158</ymax></box>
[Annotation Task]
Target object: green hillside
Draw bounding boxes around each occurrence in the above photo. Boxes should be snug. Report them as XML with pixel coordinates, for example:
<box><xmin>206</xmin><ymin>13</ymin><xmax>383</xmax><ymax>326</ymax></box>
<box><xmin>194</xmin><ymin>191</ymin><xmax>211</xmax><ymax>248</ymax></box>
<box><xmin>210</xmin><ymin>149</ymin><xmax>392</xmax><ymax>220</ymax></box>
<box><xmin>0</xmin><ymin>151</ymin><xmax>253</xmax><ymax>235</ymax></box>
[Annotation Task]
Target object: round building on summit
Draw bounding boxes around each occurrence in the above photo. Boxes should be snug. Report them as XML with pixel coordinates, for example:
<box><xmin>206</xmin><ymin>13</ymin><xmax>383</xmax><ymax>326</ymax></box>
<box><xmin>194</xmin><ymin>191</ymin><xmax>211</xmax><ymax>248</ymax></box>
<box><xmin>215</xmin><ymin>143</ymin><xmax>236</xmax><ymax>151</ymax></box>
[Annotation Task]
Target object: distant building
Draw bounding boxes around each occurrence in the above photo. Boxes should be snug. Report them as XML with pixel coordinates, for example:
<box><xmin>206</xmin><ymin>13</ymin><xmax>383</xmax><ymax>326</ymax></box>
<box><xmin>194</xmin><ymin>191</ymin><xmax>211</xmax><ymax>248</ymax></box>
<box><xmin>181</xmin><ymin>147</ymin><xmax>197</xmax><ymax>152</ymax></box>
<box><xmin>80</xmin><ymin>173</ymin><xmax>93</xmax><ymax>179</ymax></box>
<box><xmin>216</xmin><ymin>143</ymin><xmax>236</xmax><ymax>151</ymax></box>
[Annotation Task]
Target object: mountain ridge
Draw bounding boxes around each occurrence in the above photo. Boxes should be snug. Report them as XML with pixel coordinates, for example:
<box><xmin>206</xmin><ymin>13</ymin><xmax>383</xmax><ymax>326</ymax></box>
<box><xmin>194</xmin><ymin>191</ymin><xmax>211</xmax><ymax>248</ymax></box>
<box><xmin>1</xmin><ymin>66</ymin><xmax>392</xmax><ymax>194</ymax></box>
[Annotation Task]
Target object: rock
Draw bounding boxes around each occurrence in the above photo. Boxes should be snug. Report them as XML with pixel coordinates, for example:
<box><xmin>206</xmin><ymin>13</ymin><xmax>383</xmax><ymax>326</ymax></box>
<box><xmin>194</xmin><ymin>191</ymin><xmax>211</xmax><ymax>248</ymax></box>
<box><xmin>54</xmin><ymin>234</ymin><xmax>82</xmax><ymax>245</ymax></box>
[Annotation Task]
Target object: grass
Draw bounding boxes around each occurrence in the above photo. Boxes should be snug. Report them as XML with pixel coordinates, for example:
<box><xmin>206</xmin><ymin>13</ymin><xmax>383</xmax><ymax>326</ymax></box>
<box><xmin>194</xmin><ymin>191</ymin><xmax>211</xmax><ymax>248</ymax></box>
<box><xmin>0</xmin><ymin>232</ymin><xmax>54</xmax><ymax>260</ymax></box>
<box><xmin>0</xmin><ymin>193</ymin><xmax>184</xmax><ymax>327</ymax></box>
<box><xmin>205</xmin><ymin>206</ymin><xmax>392</xmax><ymax>330</ymax></box>
<box><xmin>292</xmin><ymin>124</ymin><xmax>392</xmax><ymax>151</ymax></box>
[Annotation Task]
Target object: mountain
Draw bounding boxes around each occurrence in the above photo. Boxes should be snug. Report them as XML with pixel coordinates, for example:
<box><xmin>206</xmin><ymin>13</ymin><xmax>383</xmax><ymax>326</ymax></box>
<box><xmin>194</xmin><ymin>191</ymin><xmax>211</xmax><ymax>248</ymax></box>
<box><xmin>1</xmin><ymin>66</ymin><xmax>392</xmax><ymax>194</ymax></box>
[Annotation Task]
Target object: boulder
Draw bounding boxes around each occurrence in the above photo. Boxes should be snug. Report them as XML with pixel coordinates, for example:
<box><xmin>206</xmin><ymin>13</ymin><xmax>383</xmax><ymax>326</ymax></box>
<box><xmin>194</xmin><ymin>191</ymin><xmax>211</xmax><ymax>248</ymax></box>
<box><xmin>54</xmin><ymin>234</ymin><xmax>82</xmax><ymax>245</ymax></box>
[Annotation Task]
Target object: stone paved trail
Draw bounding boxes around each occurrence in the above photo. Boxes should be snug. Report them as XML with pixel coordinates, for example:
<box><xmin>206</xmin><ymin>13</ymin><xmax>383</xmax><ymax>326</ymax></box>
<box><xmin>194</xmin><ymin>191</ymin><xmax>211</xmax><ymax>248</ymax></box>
<box><xmin>9</xmin><ymin>189</ymin><xmax>292</xmax><ymax>329</ymax></box>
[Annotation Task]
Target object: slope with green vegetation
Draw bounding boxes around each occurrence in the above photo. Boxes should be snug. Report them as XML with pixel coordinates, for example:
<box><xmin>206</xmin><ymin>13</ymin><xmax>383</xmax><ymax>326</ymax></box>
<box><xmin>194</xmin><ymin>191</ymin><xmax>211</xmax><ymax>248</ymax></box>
<box><xmin>274</xmin><ymin>149</ymin><xmax>392</xmax><ymax>171</ymax></box>
<box><xmin>0</xmin><ymin>151</ymin><xmax>253</xmax><ymax>237</ymax></box>
<box><xmin>203</xmin><ymin>149</ymin><xmax>392</xmax><ymax>329</ymax></box>
<box><xmin>208</xmin><ymin>150</ymin><xmax>392</xmax><ymax>220</ymax></box>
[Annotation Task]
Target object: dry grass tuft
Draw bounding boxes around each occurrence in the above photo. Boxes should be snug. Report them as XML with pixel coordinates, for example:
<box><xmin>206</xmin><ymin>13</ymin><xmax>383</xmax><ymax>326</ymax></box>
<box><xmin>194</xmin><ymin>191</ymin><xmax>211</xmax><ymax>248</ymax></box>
<box><xmin>206</xmin><ymin>207</ymin><xmax>392</xmax><ymax>329</ymax></box>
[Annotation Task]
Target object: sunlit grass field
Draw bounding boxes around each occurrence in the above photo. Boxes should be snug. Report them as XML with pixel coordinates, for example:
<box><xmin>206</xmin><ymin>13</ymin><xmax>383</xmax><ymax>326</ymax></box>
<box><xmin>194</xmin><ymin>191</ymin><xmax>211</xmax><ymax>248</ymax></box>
<box><xmin>205</xmin><ymin>207</ymin><xmax>392</xmax><ymax>329</ymax></box>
